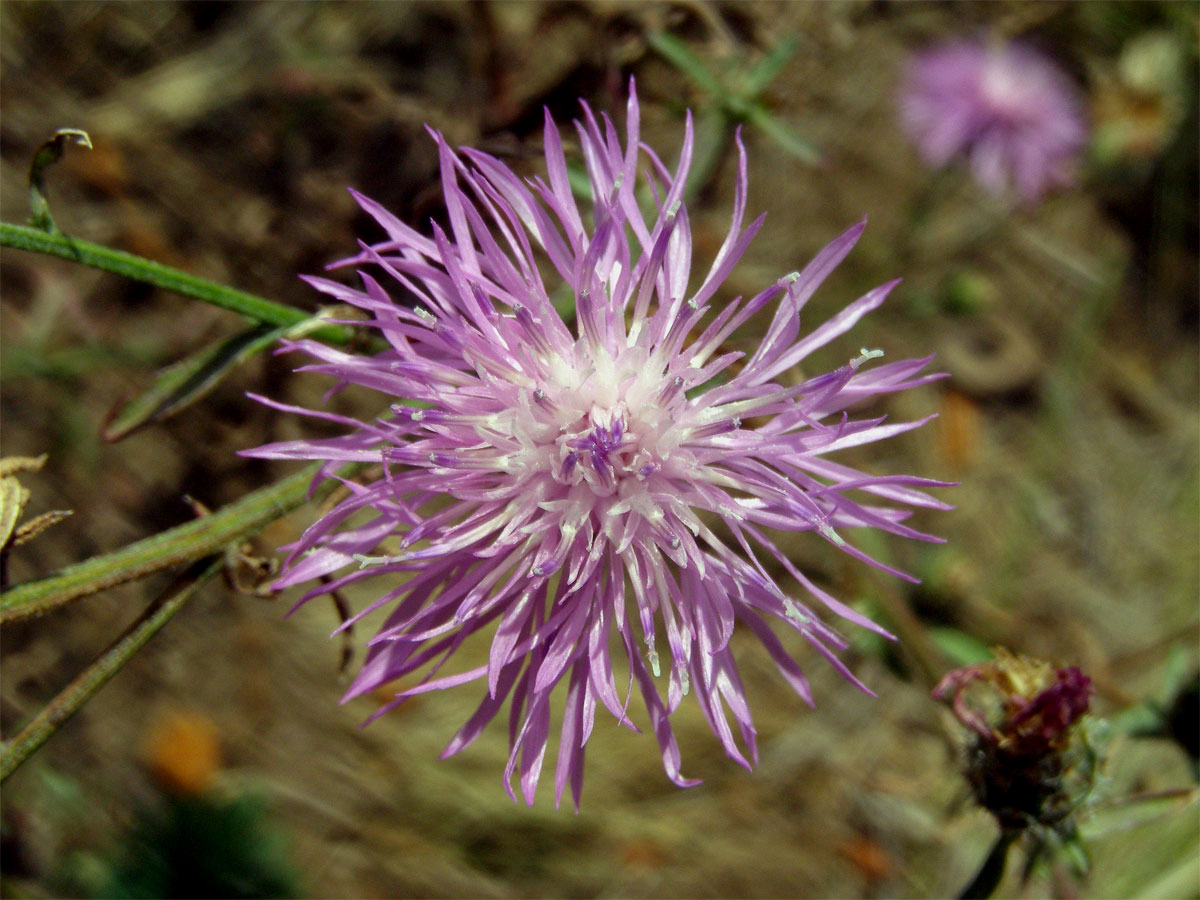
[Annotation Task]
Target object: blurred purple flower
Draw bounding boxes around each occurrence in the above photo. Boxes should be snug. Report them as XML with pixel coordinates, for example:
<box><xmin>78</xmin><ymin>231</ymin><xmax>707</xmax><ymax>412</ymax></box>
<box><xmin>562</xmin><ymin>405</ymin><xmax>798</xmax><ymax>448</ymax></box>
<box><xmin>246</xmin><ymin>83</ymin><xmax>950</xmax><ymax>807</ymax></box>
<box><xmin>899</xmin><ymin>38</ymin><xmax>1088</xmax><ymax>202</ymax></box>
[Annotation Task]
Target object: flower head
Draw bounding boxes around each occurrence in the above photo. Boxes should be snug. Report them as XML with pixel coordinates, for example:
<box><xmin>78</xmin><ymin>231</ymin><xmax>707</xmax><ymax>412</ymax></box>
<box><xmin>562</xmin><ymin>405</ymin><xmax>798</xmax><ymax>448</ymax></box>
<box><xmin>899</xmin><ymin>38</ymin><xmax>1088</xmax><ymax>202</ymax></box>
<box><xmin>247</xmin><ymin>83</ymin><xmax>949</xmax><ymax>807</ymax></box>
<box><xmin>934</xmin><ymin>650</ymin><xmax>1097</xmax><ymax>831</ymax></box>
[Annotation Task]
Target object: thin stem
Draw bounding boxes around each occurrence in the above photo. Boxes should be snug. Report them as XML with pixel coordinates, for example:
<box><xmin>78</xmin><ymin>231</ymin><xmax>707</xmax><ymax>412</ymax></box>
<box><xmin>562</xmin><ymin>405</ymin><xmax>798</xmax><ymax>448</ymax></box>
<box><xmin>0</xmin><ymin>463</ymin><xmax>352</xmax><ymax>622</ymax></box>
<box><xmin>0</xmin><ymin>556</ymin><xmax>224</xmax><ymax>782</ymax></box>
<box><xmin>958</xmin><ymin>830</ymin><xmax>1018</xmax><ymax>900</ymax></box>
<box><xmin>0</xmin><ymin>222</ymin><xmax>355</xmax><ymax>345</ymax></box>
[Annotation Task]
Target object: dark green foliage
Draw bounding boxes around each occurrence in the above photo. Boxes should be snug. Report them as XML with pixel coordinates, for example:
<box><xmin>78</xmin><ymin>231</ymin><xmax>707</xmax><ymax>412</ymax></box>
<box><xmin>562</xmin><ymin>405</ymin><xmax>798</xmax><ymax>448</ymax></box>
<box><xmin>1165</xmin><ymin>672</ymin><xmax>1199</xmax><ymax>776</ymax></box>
<box><xmin>101</xmin><ymin>794</ymin><xmax>298</xmax><ymax>900</ymax></box>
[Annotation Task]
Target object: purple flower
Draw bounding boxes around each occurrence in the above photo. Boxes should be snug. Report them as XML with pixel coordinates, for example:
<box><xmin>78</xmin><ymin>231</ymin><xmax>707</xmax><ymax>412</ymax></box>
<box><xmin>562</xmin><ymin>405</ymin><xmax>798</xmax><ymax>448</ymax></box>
<box><xmin>245</xmin><ymin>84</ymin><xmax>950</xmax><ymax>807</ymax></box>
<box><xmin>933</xmin><ymin>651</ymin><xmax>1096</xmax><ymax>830</ymax></box>
<box><xmin>899</xmin><ymin>38</ymin><xmax>1088</xmax><ymax>202</ymax></box>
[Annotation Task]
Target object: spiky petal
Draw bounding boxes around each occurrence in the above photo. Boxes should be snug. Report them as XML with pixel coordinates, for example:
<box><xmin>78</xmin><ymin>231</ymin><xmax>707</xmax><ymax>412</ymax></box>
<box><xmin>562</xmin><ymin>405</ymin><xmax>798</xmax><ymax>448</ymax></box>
<box><xmin>245</xmin><ymin>82</ymin><xmax>950</xmax><ymax>808</ymax></box>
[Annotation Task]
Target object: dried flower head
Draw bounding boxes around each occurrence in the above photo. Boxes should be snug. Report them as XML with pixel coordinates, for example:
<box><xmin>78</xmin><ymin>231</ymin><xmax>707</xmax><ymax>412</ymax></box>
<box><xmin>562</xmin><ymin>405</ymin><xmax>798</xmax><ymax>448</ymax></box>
<box><xmin>247</xmin><ymin>84</ymin><xmax>949</xmax><ymax>806</ymax></box>
<box><xmin>934</xmin><ymin>649</ymin><xmax>1097</xmax><ymax>831</ymax></box>
<box><xmin>899</xmin><ymin>38</ymin><xmax>1088</xmax><ymax>202</ymax></box>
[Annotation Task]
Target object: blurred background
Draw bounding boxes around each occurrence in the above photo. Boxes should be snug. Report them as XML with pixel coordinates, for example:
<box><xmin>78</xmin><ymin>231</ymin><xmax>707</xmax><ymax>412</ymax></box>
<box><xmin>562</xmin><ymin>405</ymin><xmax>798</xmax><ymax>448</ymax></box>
<box><xmin>1</xmin><ymin>2</ymin><xmax>1196</xmax><ymax>897</ymax></box>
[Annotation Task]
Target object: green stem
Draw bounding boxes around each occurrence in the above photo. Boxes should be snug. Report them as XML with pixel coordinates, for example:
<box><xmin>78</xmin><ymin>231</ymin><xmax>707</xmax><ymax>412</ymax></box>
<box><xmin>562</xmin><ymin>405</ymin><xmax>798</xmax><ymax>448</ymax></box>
<box><xmin>0</xmin><ymin>463</ymin><xmax>349</xmax><ymax>622</ymax></box>
<box><xmin>958</xmin><ymin>830</ymin><xmax>1018</xmax><ymax>900</ymax></box>
<box><xmin>0</xmin><ymin>222</ymin><xmax>354</xmax><ymax>345</ymax></box>
<box><xmin>0</xmin><ymin>556</ymin><xmax>223</xmax><ymax>782</ymax></box>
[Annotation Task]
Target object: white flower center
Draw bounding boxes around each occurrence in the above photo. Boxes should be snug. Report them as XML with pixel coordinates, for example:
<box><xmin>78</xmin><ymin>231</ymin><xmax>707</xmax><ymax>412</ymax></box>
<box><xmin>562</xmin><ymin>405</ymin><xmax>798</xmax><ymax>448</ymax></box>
<box><xmin>511</xmin><ymin>341</ymin><xmax>688</xmax><ymax>504</ymax></box>
<box><xmin>979</xmin><ymin>53</ymin><xmax>1032</xmax><ymax>122</ymax></box>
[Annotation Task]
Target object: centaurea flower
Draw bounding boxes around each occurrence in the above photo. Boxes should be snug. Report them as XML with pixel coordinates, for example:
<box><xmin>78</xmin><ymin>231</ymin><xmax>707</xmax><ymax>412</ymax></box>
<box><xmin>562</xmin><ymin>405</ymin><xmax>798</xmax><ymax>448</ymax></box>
<box><xmin>899</xmin><ymin>38</ymin><xmax>1087</xmax><ymax>202</ymax></box>
<box><xmin>934</xmin><ymin>650</ymin><xmax>1097</xmax><ymax>831</ymax></box>
<box><xmin>246</xmin><ymin>83</ymin><xmax>950</xmax><ymax>807</ymax></box>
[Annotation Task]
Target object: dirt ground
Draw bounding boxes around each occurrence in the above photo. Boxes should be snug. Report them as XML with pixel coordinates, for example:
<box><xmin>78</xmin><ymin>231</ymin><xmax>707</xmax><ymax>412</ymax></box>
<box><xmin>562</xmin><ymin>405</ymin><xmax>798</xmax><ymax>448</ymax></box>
<box><xmin>1</xmin><ymin>3</ymin><xmax>1197</xmax><ymax>898</ymax></box>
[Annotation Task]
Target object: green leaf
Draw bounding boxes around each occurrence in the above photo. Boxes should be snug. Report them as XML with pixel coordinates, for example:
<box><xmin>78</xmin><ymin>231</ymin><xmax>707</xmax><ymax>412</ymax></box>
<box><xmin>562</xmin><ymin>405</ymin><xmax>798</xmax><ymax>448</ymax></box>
<box><xmin>744</xmin><ymin>35</ymin><xmax>800</xmax><ymax>97</ymax></box>
<box><xmin>1061</xmin><ymin>829</ymin><xmax>1091</xmax><ymax>880</ymax></box>
<box><xmin>1108</xmin><ymin>701</ymin><xmax>1165</xmax><ymax>737</ymax></box>
<box><xmin>103</xmin><ymin>793</ymin><xmax>300</xmax><ymax>899</ymax></box>
<box><xmin>683</xmin><ymin>109</ymin><xmax>734</xmax><ymax>202</ymax></box>
<box><xmin>741</xmin><ymin>103</ymin><xmax>822</xmax><ymax>165</ymax></box>
<box><xmin>1080</xmin><ymin>789</ymin><xmax>1199</xmax><ymax>900</ymax></box>
<box><xmin>103</xmin><ymin>316</ymin><xmax>330</xmax><ymax>442</ymax></box>
<box><xmin>646</xmin><ymin>32</ymin><xmax>724</xmax><ymax>97</ymax></box>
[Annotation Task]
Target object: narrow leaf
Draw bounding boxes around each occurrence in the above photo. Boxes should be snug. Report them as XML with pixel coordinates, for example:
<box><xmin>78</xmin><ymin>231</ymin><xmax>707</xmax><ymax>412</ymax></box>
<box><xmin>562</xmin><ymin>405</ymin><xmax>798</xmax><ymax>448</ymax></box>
<box><xmin>742</xmin><ymin>104</ymin><xmax>822</xmax><ymax>165</ymax></box>
<box><xmin>1082</xmin><ymin>788</ymin><xmax>1199</xmax><ymax>839</ymax></box>
<box><xmin>744</xmin><ymin>35</ymin><xmax>800</xmax><ymax>96</ymax></box>
<box><xmin>646</xmin><ymin>32</ymin><xmax>725</xmax><ymax>97</ymax></box>
<box><xmin>0</xmin><ymin>556</ymin><xmax>223</xmax><ymax>782</ymax></box>
<box><xmin>0</xmin><ymin>223</ymin><xmax>356</xmax><ymax>344</ymax></box>
<box><xmin>1</xmin><ymin>455</ymin><xmax>47</xmax><ymax>552</ymax></box>
<box><xmin>103</xmin><ymin>315</ymin><xmax>331</xmax><ymax>442</ymax></box>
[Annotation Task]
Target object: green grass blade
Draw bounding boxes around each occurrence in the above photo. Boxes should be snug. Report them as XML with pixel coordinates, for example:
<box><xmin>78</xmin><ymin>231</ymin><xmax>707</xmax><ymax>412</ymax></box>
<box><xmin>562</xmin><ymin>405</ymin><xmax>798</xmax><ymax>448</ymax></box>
<box><xmin>105</xmin><ymin>324</ymin><xmax>286</xmax><ymax>441</ymax></box>
<box><xmin>744</xmin><ymin>35</ymin><xmax>799</xmax><ymax>96</ymax></box>
<box><xmin>742</xmin><ymin>104</ymin><xmax>822</xmax><ymax>165</ymax></box>
<box><xmin>646</xmin><ymin>32</ymin><xmax>725</xmax><ymax>97</ymax></box>
<box><xmin>103</xmin><ymin>315</ymin><xmax>332</xmax><ymax>442</ymax></box>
